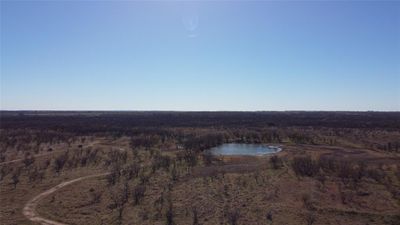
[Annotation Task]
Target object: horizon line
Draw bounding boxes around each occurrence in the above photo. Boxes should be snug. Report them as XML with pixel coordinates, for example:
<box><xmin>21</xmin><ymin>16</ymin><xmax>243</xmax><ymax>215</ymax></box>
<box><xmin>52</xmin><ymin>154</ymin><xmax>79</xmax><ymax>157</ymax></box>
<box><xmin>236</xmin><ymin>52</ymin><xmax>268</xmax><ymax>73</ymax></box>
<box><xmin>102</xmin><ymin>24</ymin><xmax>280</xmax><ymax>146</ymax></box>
<box><xmin>1</xmin><ymin>109</ymin><xmax>399</xmax><ymax>113</ymax></box>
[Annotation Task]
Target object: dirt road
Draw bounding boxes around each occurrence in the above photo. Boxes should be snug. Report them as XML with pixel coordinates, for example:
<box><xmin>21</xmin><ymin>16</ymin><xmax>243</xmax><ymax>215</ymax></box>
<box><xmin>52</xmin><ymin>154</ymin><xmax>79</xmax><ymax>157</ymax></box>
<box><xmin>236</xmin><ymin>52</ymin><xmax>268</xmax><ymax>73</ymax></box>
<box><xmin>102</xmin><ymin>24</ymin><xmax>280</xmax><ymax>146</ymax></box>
<box><xmin>23</xmin><ymin>173</ymin><xmax>109</xmax><ymax>225</ymax></box>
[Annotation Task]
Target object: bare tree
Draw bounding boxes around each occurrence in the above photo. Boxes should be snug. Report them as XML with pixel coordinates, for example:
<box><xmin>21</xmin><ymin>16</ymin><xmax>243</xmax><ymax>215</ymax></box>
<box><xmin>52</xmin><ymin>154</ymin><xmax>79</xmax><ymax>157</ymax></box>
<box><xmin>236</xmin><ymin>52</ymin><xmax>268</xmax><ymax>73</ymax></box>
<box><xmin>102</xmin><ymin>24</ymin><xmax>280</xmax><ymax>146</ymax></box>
<box><xmin>11</xmin><ymin>171</ymin><xmax>20</xmax><ymax>189</ymax></box>
<box><xmin>125</xmin><ymin>163</ymin><xmax>140</xmax><ymax>180</ymax></box>
<box><xmin>53</xmin><ymin>152</ymin><xmax>68</xmax><ymax>174</ymax></box>
<box><xmin>107</xmin><ymin>164</ymin><xmax>121</xmax><ymax>186</ymax></box>
<box><xmin>170</xmin><ymin>162</ymin><xmax>179</xmax><ymax>182</ymax></box>
<box><xmin>132</xmin><ymin>185</ymin><xmax>146</xmax><ymax>205</ymax></box>
<box><xmin>165</xmin><ymin>203</ymin><xmax>174</xmax><ymax>225</ymax></box>
<box><xmin>109</xmin><ymin>184</ymin><xmax>129</xmax><ymax>225</ymax></box>
<box><xmin>227</xmin><ymin>208</ymin><xmax>240</xmax><ymax>225</ymax></box>
<box><xmin>184</xmin><ymin>150</ymin><xmax>197</xmax><ymax>168</ymax></box>
<box><xmin>266</xmin><ymin>209</ymin><xmax>273</xmax><ymax>223</ymax></box>
<box><xmin>305</xmin><ymin>211</ymin><xmax>316</xmax><ymax>225</ymax></box>
<box><xmin>192</xmin><ymin>207</ymin><xmax>199</xmax><ymax>225</ymax></box>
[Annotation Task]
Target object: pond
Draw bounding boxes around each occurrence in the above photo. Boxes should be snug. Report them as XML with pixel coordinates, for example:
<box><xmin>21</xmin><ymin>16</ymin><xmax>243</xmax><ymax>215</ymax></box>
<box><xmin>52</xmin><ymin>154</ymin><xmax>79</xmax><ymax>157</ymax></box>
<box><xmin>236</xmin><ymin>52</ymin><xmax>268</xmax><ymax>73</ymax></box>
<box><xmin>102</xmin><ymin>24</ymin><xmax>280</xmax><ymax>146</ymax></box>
<box><xmin>208</xmin><ymin>143</ymin><xmax>281</xmax><ymax>156</ymax></box>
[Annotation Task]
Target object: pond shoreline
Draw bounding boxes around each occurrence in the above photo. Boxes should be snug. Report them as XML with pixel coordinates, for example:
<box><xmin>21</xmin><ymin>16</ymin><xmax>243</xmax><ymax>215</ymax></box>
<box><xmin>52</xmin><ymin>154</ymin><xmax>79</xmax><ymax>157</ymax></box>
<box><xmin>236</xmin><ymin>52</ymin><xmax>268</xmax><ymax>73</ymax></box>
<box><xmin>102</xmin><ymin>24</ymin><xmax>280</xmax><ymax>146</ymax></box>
<box><xmin>208</xmin><ymin>143</ymin><xmax>282</xmax><ymax>156</ymax></box>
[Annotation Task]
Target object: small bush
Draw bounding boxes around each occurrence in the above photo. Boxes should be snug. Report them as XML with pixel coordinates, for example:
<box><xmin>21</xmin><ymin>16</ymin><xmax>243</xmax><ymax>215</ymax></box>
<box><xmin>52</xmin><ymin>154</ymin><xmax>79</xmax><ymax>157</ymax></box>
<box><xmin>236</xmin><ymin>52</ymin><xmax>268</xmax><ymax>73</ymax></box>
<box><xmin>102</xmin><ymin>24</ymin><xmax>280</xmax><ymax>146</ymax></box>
<box><xmin>202</xmin><ymin>152</ymin><xmax>213</xmax><ymax>166</ymax></box>
<box><xmin>292</xmin><ymin>156</ymin><xmax>319</xmax><ymax>177</ymax></box>
<box><xmin>270</xmin><ymin>155</ymin><xmax>283</xmax><ymax>169</ymax></box>
<box><xmin>318</xmin><ymin>157</ymin><xmax>336</xmax><ymax>173</ymax></box>
<box><xmin>23</xmin><ymin>154</ymin><xmax>35</xmax><ymax>167</ymax></box>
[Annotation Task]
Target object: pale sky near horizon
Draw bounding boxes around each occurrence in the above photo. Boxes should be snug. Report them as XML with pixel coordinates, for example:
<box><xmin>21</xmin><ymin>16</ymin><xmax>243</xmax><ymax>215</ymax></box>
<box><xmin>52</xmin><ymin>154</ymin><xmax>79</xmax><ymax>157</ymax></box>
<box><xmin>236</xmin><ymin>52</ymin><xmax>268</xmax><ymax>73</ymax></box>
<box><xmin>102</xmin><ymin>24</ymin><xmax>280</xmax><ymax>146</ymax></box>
<box><xmin>1</xmin><ymin>1</ymin><xmax>399</xmax><ymax>111</ymax></box>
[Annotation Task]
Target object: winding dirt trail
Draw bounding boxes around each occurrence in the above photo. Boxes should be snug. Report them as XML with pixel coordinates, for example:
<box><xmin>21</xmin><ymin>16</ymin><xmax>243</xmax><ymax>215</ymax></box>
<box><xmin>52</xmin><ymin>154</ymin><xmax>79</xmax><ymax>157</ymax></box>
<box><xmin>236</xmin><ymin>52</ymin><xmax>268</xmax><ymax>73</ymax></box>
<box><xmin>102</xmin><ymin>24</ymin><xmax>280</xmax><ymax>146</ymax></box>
<box><xmin>23</xmin><ymin>172</ymin><xmax>110</xmax><ymax>225</ymax></box>
<box><xmin>22</xmin><ymin>146</ymin><xmax>126</xmax><ymax>224</ymax></box>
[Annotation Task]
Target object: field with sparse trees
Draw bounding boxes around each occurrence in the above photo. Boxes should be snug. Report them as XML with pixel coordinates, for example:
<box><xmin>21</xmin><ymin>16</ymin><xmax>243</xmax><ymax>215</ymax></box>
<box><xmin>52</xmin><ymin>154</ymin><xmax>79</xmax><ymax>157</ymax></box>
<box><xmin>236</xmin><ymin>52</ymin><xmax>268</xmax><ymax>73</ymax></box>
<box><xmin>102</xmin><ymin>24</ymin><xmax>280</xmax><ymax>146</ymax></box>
<box><xmin>0</xmin><ymin>111</ymin><xmax>399</xmax><ymax>225</ymax></box>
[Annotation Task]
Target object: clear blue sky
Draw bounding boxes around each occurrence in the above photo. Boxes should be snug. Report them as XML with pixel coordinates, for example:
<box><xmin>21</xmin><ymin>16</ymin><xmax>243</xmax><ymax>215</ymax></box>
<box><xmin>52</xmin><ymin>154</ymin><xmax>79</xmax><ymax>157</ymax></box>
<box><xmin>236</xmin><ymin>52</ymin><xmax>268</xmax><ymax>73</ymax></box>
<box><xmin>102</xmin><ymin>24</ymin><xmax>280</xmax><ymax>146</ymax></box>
<box><xmin>1</xmin><ymin>1</ymin><xmax>399</xmax><ymax>111</ymax></box>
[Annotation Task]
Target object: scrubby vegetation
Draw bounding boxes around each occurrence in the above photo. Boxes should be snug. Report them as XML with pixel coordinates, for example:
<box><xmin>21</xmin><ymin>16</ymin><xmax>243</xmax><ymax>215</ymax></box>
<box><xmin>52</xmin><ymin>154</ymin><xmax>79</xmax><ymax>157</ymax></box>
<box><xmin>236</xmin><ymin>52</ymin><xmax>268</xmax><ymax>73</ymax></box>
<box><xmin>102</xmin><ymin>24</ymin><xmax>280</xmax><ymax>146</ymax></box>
<box><xmin>0</xmin><ymin>111</ymin><xmax>399</xmax><ymax>225</ymax></box>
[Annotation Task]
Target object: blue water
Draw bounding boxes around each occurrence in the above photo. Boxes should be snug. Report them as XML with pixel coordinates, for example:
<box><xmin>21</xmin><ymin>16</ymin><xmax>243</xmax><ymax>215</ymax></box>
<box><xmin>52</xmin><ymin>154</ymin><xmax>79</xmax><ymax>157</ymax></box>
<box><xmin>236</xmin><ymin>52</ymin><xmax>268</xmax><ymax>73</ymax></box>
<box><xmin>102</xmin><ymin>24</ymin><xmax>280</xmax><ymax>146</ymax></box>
<box><xmin>209</xmin><ymin>143</ymin><xmax>281</xmax><ymax>156</ymax></box>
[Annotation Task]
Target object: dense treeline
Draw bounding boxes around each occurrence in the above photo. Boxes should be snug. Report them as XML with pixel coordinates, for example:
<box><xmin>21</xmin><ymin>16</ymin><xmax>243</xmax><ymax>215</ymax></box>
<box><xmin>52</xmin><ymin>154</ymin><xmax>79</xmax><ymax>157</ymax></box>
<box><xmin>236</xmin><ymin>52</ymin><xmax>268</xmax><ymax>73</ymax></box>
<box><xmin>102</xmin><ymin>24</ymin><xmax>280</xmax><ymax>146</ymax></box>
<box><xmin>1</xmin><ymin>111</ymin><xmax>400</xmax><ymax>132</ymax></box>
